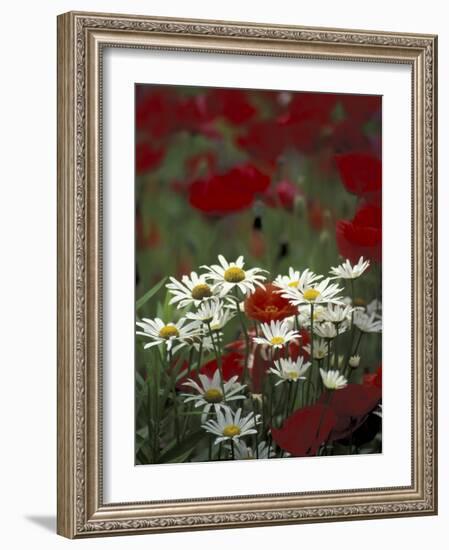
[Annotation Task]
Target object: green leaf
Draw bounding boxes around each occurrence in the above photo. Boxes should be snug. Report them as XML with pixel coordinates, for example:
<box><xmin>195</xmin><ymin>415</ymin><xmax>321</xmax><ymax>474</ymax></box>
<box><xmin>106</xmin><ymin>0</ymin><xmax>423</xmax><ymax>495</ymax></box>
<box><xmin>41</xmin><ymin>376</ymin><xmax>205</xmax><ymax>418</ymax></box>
<box><xmin>157</xmin><ymin>430</ymin><xmax>207</xmax><ymax>464</ymax></box>
<box><xmin>136</xmin><ymin>277</ymin><xmax>167</xmax><ymax>311</ymax></box>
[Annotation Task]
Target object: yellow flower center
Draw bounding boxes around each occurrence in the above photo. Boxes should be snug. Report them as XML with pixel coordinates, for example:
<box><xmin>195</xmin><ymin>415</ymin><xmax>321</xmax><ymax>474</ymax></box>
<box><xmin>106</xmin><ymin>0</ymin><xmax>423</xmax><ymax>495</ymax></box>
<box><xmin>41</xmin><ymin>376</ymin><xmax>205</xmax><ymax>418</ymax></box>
<box><xmin>191</xmin><ymin>283</ymin><xmax>212</xmax><ymax>300</ymax></box>
<box><xmin>223</xmin><ymin>424</ymin><xmax>241</xmax><ymax>438</ymax></box>
<box><xmin>265</xmin><ymin>305</ymin><xmax>279</xmax><ymax>313</ymax></box>
<box><xmin>303</xmin><ymin>288</ymin><xmax>320</xmax><ymax>302</ymax></box>
<box><xmin>288</xmin><ymin>280</ymin><xmax>300</xmax><ymax>288</ymax></box>
<box><xmin>287</xmin><ymin>371</ymin><xmax>299</xmax><ymax>380</ymax></box>
<box><xmin>158</xmin><ymin>325</ymin><xmax>179</xmax><ymax>339</ymax></box>
<box><xmin>270</xmin><ymin>336</ymin><xmax>285</xmax><ymax>346</ymax></box>
<box><xmin>204</xmin><ymin>388</ymin><xmax>223</xmax><ymax>403</ymax></box>
<box><xmin>223</xmin><ymin>266</ymin><xmax>246</xmax><ymax>283</ymax></box>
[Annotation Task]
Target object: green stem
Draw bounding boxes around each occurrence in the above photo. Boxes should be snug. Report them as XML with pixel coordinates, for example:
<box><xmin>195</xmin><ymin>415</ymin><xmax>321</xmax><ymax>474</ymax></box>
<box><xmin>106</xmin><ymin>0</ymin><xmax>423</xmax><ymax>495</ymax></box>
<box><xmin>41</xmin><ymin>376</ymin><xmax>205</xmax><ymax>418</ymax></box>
<box><xmin>231</xmin><ymin>439</ymin><xmax>235</xmax><ymax>460</ymax></box>
<box><xmin>334</xmin><ymin>324</ymin><xmax>339</xmax><ymax>369</ymax></box>
<box><xmin>251</xmin><ymin>398</ymin><xmax>260</xmax><ymax>458</ymax></box>
<box><xmin>285</xmin><ymin>382</ymin><xmax>293</xmax><ymax>420</ymax></box>
<box><xmin>207</xmin><ymin>323</ymin><xmax>226</xmax><ymax>402</ymax></box>
<box><xmin>306</xmin><ymin>303</ymin><xmax>315</xmax><ymax>405</ymax></box>
<box><xmin>196</xmin><ymin>339</ymin><xmax>204</xmax><ymax>372</ymax></box>
<box><xmin>233</xmin><ymin>290</ymin><xmax>250</xmax><ymax>382</ymax></box>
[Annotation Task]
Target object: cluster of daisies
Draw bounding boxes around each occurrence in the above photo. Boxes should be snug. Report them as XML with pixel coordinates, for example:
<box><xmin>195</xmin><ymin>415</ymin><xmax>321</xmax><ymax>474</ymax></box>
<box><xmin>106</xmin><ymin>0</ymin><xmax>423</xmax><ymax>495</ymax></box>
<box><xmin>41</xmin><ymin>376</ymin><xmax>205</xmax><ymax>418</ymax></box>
<box><xmin>136</xmin><ymin>254</ymin><xmax>381</xmax><ymax>460</ymax></box>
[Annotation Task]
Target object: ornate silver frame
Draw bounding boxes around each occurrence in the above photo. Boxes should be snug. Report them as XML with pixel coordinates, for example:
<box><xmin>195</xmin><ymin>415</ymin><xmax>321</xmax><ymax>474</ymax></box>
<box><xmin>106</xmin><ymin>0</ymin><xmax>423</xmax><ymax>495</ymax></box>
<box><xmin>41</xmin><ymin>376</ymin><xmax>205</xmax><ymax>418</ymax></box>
<box><xmin>57</xmin><ymin>11</ymin><xmax>438</xmax><ymax>538</ymax></box>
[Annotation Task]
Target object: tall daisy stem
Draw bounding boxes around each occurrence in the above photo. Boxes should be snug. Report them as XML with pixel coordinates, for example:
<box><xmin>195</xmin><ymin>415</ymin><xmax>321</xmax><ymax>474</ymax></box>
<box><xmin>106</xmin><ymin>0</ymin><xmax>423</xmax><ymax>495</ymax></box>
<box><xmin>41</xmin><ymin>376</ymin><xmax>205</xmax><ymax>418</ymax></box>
<box><xmin>207</xmin><ymin>323</ymin><xmax>226</xmax><ymax>402</ymax></box>
<box><xmin>233</xmin><ymin>289</ymin><xmax>250</xmax><ymax>382</ymax></box>
<box><xmin>306</xmin><ymin>303</ymin><xmax>315</xmax><ymax>405</ymax></box>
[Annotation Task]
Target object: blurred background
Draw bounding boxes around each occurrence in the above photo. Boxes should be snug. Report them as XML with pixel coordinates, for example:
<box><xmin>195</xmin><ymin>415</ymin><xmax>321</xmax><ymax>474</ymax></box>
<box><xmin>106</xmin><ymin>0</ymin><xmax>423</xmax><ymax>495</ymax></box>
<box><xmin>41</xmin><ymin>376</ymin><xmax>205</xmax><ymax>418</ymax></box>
<box><xmin>135</xmin><ymin>84</ymin><xmax>382</xmax><ymax>312</ymax></box>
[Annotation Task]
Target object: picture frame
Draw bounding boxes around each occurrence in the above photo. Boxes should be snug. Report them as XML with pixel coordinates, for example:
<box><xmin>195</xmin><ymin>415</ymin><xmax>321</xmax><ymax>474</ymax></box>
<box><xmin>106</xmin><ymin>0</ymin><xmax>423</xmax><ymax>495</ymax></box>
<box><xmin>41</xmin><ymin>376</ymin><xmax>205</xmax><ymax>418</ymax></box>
<box><xmin>57</xmin><ymin>11</ymin><xmax>438</xmax><ymax>538</ymax></box>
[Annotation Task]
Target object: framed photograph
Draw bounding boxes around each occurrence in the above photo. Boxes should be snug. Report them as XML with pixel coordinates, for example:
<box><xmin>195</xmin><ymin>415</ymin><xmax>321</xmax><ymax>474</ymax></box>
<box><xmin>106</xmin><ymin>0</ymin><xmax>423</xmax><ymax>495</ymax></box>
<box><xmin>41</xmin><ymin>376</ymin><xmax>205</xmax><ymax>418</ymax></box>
<box><xmin>57</xmin><ymin>11</ymin><xmax>438</xmax><ymax>538</ymax></box>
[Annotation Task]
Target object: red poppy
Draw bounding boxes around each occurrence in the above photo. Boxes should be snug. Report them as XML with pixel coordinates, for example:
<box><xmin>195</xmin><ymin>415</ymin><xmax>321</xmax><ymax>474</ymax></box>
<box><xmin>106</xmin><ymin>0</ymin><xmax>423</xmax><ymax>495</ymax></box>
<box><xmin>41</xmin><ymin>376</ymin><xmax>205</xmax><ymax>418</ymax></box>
<box><xmin>264</xmin><ymin>180</ymin><xmax>300</xmax><ymax>210</ymax></box>
<box><xmin>136</xmin><ymin>89</ymin><xmax>175</xmax><ymax>140</ymax></box>
<box><xmin>271</xmin><ymin>404</ymin><xmax>337</xmax><ymax>457</ymax></box>
<box><xmin>336</xmin><ymin>203</ymin><xmax>382</xmax><ymax>263</ymax></box>
<box><xmin>335</xmin><ymin>152</ymin><xmax>382</xmax><ymax>199</ymax></box>
<box><xmin>199</xmin><ymin>351</ymin><xmax>244</xmax><ymax>381</ymax></box>
<box><xmin>279</xmin><ymin>92</ymin><xmax>336</xmax><ymax>127</ymax></box>
<box><xmin>363</xmin><ymin>365</ymin><xmax>382</xmax><ymax>389</ymax></box>
<box><xmin>210</xmin><ymin>89</ymin><xmax>257</xmax><ymax>125</ymax></box>
<box><xmin>340</xmin><ymin>94</ymin><xmax>381</xmax><ymax>124</ymax></box>
<box><xmin>329</xmin><ymin>119</ymin><xmax>372</xmax><ymax>154</ymax></box>
<box><xmin>244</xmin><ymin>283</ymin><xmax>297</xmax><ymax>323</ymax></box>
<box><xmin>176</xmin><ymin>350</ymin><xmax>245</xmax><ymax>390</ymax></box>
<box><xmin>237</xmin><ymin>120</ymin><xmax>287</xmax><ymax>169</ymax></box>
<box><xmin>318</xmin><ymin>384</ymin><xmax>381</xmax><ymax>441</ymax></box>
<box><xmin>276</xmin><ymin>92</ymin><xmax>337</xmax><ymax>154</ymax></box>
<box><xmin>136</xmin><ymin>142</ymin><xmax>165</xmax><ymax>174</ymax></box>
<box><xmin>188</xmin><ymin>164</ymin><xmax>270</xmax><ymax>215</ymax></box>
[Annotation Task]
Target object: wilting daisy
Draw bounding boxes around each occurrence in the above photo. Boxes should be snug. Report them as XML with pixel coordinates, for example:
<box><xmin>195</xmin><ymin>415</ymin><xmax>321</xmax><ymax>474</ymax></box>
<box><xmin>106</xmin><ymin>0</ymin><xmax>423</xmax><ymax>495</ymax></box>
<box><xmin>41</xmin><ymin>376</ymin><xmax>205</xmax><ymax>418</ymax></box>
<box><xmin>269</xmin><ymin>356</ymin><xmax>311</xmax><ymax>385</ymax></box>
<box><xmin>321</xmin><ymin>304</ymin><xmax>353</xmax><ymax>324</ymax></box>
<box><xmin>314</xmin><ymin>321</ymin><xmax>347</xmax><ymax>340</ymax></box>
<box><xmin>136</xmin><ymin>317</ymin><xmax>201</xmax><ymax>352</ymax></box>
<box><xmin>320</xmin><ymin>368</ymin><xmax>348</xmax><ymax>390</ymax></box>
<box><xmin>354</xmin><ymin>311</ymin><xmax>382</xmax><ymax>333</ymax></box>
<box><xmin>182</xmin><ymin>371</ymin><xmax>246</xmax><ymax>421</ymax></box>
<box><xmin>329</xmin><ymin>257</ymin><xmax>370</xmax><ymax>280</ymax></box>
<box><xmin>304</xmin><ymin>339</ymin><xmax>328</xmax><ymax>360</ymax></box>
<box><xmin>186</xmin><ymin>297</ymin><xmax>223</xmax><ymax>324</ymax></box>
<box><xmin>274</xmin><ymin>267</ymin><xmax>322</xmax><ymax>292</ymax></box>
<box><xmin>201</xmin><ymin>255</ymin><xmax>267</xmax><ymax>298</ymax></box>
<box><xmin>203</xmin><ymin>407</ymin><xmax>261</xmax><ymax>445</ymax></box>
<box><xmin>229</xmin><ymin>440</ymin><xmax>274</xmax><ymax>460</ymax></box>
<box><xmin>253</xmin><ymin>320</ymin><xmax>300</xmax><ymax>349</ymax></box>
<box><xmin>166</xmin><ymin>271</ymin><xmax>215</xmax><ymax>308</ymax></box>
<box><xmin>280</xmin><ymin>278</ymin><xmax>344</xmax><ymax>307</ymax></box>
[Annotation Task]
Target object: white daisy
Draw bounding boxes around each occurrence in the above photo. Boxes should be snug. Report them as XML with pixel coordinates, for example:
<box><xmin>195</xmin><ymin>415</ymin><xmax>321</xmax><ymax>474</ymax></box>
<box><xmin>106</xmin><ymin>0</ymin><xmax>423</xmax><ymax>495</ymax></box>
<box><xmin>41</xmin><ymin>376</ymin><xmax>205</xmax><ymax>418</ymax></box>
<box><xmin>329</xmin><ymin>257</ymin><xmax>370</xmax><ymax>280</ymax></box>
<box><xmin>182</xmin><ymin>371</ymin><xmax>246</xmax><ymax>421</ymax></box>
<box><xmin>166</xmin><ymin>271</ymin><xmax>216</xmax><ymax>308</ymax></box>
<box><xmin>136</xmin><ymin>317</ymin><xmax>201</xmax><ymax>352</ymax></box>
<box><xmin>314</xmin><ymin>321</ymin><xmax>347</xmax><ymax>339</ymax></box>
<box><xmin>320</xmin><ymin>368</ymin><xmax>348</xmax><ymax>390</ymax></box>
<box><xmin>203</xmin><ymin>407</ymin><xmax>261</xmax><ymax>445</ymax></box>
<box><xmin>209</xmin><ymin>307</ymin><xmax>235</xmax><ymax>332</ymax></box>
<box><xmin>186</xmin><ymin>297</ymin><xmax>223</xmax><ymax>324</ymax></box>
<box><xmin>366</xmin><ymin>298</ymin><xmax>382</xmax><ymax>319</ymax></box>
<box><xmin>349</xmin><ymin>354</ymin><xmax>361</xmax><ymax>368</ymax></box>
<box><xmin>269</xmin><ymin>356</ymin><xmax>311</xmax><ymax>386</ymax></box>
<box><xmin>354</xmin><ymin>311</ymin><xmax>382</xmax><ymax>333</ymax></box>
<box><xmin>253</xmin><ymin>320</ymin><xmax>300</xmax><ymax>349</ymax></box>
<box><xmin>192</xmin><ymin>334</ymin><xmax>216</xmax><ymax>353</ymax></box>
<box><xmin>274</xmin><ymin>267</ymin><xmax>322</xmax><ymax>292</ymax></box>
<box><xmin>229</xmin><ymin>440</ymin><xmax>275</xmax><ymax>460</ymax></box>
<box><xmin>304</xmin><ymin>339</ymin><xmax>329</xmax><ymax>360</ymax></box>
<box><xmin>321</xmin><ymin>304</ymin><xmax>353</xmax><ymax>324</ymax></box>
<box><xmin>280</xmin><ymin>277</ymin><xmax>344</xmax><ymax>307</ymax></box>
<box><xmin>201</xmin><ymin>255</ymin><xmax>267</xmax><ymax>298</ymax></box>
<box><xmin>290</xmin><ymin>305</ymin><xmax>327</xmax><ymax>329</ymax></box>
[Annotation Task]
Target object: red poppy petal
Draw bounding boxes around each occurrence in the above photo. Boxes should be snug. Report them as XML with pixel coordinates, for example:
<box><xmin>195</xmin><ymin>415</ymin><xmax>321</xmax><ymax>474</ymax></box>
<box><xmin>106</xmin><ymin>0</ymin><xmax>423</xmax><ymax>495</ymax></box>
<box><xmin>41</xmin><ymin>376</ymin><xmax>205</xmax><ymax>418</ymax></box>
<box><xmin>271</xmin><ymin>404</ymin><xmax>337</xmax><ymax>457</ymax></box>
